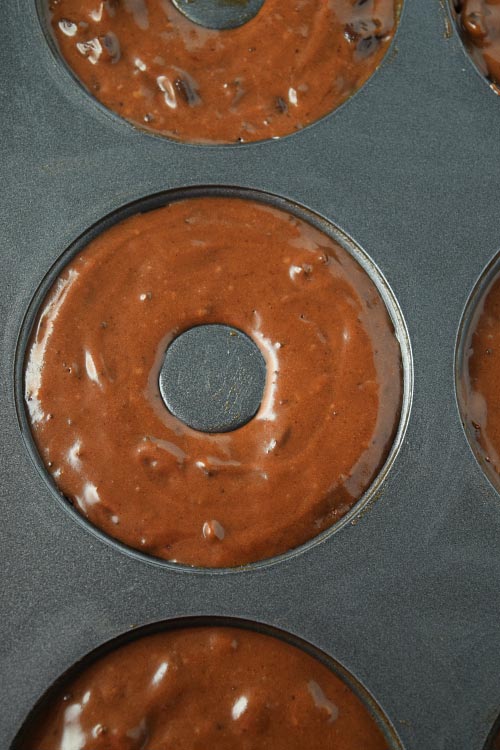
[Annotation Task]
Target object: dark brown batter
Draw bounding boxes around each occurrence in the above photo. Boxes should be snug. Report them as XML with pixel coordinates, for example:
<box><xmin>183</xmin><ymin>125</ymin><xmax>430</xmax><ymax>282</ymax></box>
<box><xmin>46</xmin><ymin>0</ymin><xmax>400</xmax><ymax>144</ymax></box>
<box><xmin>17</xmin><ymin>626</ymin><xmax>390</xmax><ymax>750</ymax></box>
<box><xmin>494</xmin><ymin>727</ymin><xmax>500</xmax><ymax>750</ymax></box>
<box><xmin>25</xmin><ymin>196</ymin><xmax>402</xmax><ymax>567</ymax></box>
<box><xmin>461</xmin><ymin>272</ymin><xmax>500</xmax><ymax>479</ymax></box>
<box><xmin>454</xmin><ymin>0</ymin><xmax>500</xmax><ymax>93</ymax></box>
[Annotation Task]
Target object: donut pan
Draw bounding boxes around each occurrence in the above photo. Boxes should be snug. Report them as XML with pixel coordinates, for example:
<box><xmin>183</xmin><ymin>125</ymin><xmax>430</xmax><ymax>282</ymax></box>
<box><xmin>2</xmin><ymin>0</ymin><xmax>500</xmax><ymax>747</ymax></box>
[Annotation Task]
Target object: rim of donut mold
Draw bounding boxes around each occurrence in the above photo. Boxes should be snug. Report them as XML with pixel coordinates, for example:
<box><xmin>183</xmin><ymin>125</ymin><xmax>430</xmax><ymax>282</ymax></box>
<box><xmin>484</xmin><ymin>712</ymin><xmax>500</xmax><ymax>750</ymax></box>
<box><xmin>33</xmin><ymin>0</ymin><xmax>405</xmax><ymax>147</ymax></box>
<box><xmin>446</xmin><ymin>0</ymin><xmax>500</xmax><ymax>98</ymax></box>
<box><xmin>10</xmin><ymin>615</ymin><xmax>405</xmax><ymax>750</ymax></box>
<box><xmin>455</xmin><ymin>247</ymin><xmax>500</xmax><ymax>500</ymax></box>
<box><xmin>14</xmin><ymin>185</ymin><xmax>414</xmax><ymax>575</ymax></box>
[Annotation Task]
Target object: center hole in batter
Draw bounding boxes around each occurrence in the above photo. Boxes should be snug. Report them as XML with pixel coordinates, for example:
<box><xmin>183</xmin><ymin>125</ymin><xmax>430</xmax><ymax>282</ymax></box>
<box><xmin>159</xmin><ymin>324</ymin><xmax>267</xmax><ymax>433</ymax></box>
<box><xmin>171</xmin><ymin>0</ymin><xmax>266</xmax><ymax>30</ymax></box>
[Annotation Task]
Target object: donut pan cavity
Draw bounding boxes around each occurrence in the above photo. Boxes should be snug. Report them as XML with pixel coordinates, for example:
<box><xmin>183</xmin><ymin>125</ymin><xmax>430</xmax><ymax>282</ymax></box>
<box><xmin>14</xmin><ymin>185</ymin><xmax>413</xmax><ymax>573</ymax></box>
<box><xmin>3</xmin><ymin>0</ymin><xmax>500</xmax><ymax>748</ymax></box>
<box><xmin>11</xmin><ymin>617</ymin><xmax>403</xmax><ymax>748</ymax></box>
<box><xmin>456</xmin><ymin>251</ymin><xmax>500</xmax><ymax>502</ymax></box>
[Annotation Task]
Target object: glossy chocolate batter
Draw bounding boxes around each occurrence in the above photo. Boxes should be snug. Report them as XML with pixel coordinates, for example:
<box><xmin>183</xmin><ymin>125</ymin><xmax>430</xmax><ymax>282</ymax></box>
<box><xmin>46</xmin><ymin>0</ymin><xmax>400</xmax><ymax>143</ymax></box>
<box><xmin>17</xmin><ymin>626</ymin><xmax>390</xmax><ymax>750</ymax></box>
<box><xmin>25</xmin><ymin>196</ymin><xmax>402</xmax><ymax>567</ymax></box>
<box><xmin>461</xmin><ymin>272</ymin><xmax>500</xmax><ymax>479</ymax></box>
<box><xmin>454</xmin><ymin>0</ymin><xmax>500</xmax><ymax>93</ymax></box>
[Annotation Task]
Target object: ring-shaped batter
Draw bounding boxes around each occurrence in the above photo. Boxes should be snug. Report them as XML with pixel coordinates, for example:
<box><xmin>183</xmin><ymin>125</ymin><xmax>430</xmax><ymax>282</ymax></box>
<box><xmin>44</xmin><ymin>0</ymin><xmax>401</xmax><ymax>143</ymax></box>
<box><xmin>25</xmin><ymin>195</ymin><xmax>403</xmax><ymax>567</ymax></box>
<box><xmin>15</xmin><ymin>625</ymin><xmax>392</xmax><ymax>750</ymax></box>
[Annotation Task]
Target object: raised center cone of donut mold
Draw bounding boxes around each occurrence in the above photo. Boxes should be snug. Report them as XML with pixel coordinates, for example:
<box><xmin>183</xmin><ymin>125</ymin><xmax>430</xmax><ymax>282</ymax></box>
<box><xmin>171</xmin><ymin>0</ymin><xmax>266</xmax><ymax>30</ymax></box>
<box><xmin>159</xmin><ymin>324</ymin><xmax>266</xmax><ymax>433</ymax></box>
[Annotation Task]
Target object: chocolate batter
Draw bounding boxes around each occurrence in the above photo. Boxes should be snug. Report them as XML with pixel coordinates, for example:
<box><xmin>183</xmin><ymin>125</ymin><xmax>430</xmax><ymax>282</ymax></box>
<box><xmin>461</xmin><ymin>272</ymin><xmax>500</xmax><ymax>480</ymax></box>
<box><xmin>46</xmin><ymin>0</ymin><xmax>400</xmax><ymax>143</ymax></box>
<box><xmin>25</xmin><ymin>196</ymin><xmax>402</xmax><ymax>567</ymax></box>
<box><xmin>17</xmin><ymin>626</ymin><xmax>390</xmax><ymax>750</ymax></box>
<box><xmin>454</xmin><ymin>0</ymin><xmax>500</xmax><ymax>93</ymax></box>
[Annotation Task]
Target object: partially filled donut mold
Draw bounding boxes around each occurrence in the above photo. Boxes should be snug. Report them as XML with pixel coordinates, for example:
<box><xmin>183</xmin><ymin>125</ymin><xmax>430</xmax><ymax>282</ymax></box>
<box><xmin>456</xmin><ymin>250</ymin><xmax>500</xmax><ymax>497</ymax></box>
<box><xmin>16</xmin><ymin>186</ymin><xmax>412</xmax><ymax>571</ymax></box>
<box><xmin>449</xmin><ymin>0</ymin><xmax>500</xmax><ymax>96</ymax></box>
<box><xmin>12</xmin><ymin>617</ymin><xmax>403</xmax><ymax>750</ymax></box>
<box><xmin>37</xmin><ymin>0</ymin><xmax>403</xmax><ymax>144</ymax></box>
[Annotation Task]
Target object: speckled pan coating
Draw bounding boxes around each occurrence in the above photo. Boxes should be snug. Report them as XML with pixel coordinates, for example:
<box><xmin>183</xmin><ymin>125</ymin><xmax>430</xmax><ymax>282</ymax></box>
<box><xmin>2</xmin><ymin>0</ymin><xmax>500</xmax><ymax>748</ymax></box>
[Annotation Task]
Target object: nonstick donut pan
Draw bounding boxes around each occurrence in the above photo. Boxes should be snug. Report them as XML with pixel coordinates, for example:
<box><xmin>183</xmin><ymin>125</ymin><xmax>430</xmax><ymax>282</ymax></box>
<box><xmin>2</xmin><ymin>0</ymin><xmax>500</xmax><ymax>747</ymax></box>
